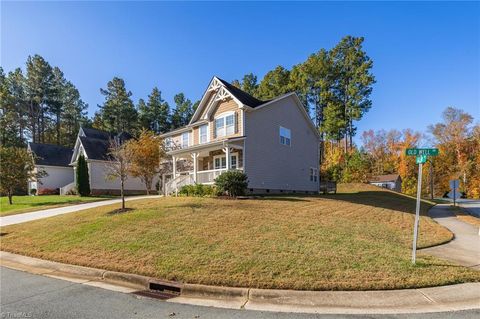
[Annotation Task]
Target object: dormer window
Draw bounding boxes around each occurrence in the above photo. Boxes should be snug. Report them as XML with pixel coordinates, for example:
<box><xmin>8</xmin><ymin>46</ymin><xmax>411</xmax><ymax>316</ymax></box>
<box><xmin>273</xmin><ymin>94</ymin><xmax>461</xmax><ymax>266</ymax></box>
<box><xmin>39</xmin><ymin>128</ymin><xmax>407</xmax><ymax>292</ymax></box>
<box><xmin>215</xmin><ymin>112</ymin><xmax>235</xmax><ymax>138</ymax></box>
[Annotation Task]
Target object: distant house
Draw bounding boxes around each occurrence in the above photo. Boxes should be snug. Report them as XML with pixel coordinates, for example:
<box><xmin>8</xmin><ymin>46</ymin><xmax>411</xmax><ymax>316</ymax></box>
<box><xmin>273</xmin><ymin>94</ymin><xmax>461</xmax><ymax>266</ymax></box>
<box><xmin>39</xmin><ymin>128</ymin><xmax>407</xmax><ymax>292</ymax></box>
<box><xmin>27</xmin><ymin>143</ymin><xmax>74</xmax><ymax>195</ymax></box>
<box><xmin>69</xmin><ymin>127</ymin><xmax>153</xmax><ymax>195</ymax></box>
<box><xmin>369</xmin><ymin>174</ymin><xmax>402</xmax><ymax>192</ymax></box>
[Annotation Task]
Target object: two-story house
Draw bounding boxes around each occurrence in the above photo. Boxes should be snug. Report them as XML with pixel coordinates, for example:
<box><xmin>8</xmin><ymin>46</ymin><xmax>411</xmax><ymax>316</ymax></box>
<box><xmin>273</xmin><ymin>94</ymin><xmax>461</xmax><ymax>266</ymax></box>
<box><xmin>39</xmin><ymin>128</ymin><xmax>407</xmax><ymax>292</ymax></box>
<box><xmin>162</xmin><ymin>76</ymin><xmax>320</xmax><ymax>194</ymax></box>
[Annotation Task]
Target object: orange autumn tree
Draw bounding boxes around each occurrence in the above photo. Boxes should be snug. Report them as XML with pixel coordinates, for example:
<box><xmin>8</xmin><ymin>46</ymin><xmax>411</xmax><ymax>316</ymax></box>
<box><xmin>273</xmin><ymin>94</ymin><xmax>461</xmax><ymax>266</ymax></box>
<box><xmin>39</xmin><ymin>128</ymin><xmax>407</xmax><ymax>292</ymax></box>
<box><xmin>394</xmin><ymin>129</ymin><xmax>422</xmax><ymax>195</ymax></box>
<box><xmin>126</xmin><ymin>130</ymin><xmax>165</xmax><ymax>195</ymax></box>
<box><xmin>429</xmin><ymin>107</ymin><xmax>479</xmax><ymax>197</ymax></box>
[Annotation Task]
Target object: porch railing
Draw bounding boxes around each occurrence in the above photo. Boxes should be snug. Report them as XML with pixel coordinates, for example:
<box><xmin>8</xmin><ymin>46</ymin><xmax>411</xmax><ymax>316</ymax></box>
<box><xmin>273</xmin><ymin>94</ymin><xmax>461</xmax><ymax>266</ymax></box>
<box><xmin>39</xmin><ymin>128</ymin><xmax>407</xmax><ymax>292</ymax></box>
<box><xmin>165</xmin><ymin>168</ymin><xmax>243</xmax><ymax>195</ymax></box>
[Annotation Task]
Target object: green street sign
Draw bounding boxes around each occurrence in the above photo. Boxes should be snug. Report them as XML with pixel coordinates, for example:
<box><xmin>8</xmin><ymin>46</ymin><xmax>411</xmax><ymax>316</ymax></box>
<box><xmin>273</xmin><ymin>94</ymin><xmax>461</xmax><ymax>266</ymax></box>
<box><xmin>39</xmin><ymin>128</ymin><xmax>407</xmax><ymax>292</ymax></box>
<box><xmin>416</xmin><ymin>155</ymin><xmax>427</xmax><ymax>164</ymax></box>
<box><xmin>406</xmin><ymin>148</ymin><xmax>439</xmax><ymax>156</ymax></box>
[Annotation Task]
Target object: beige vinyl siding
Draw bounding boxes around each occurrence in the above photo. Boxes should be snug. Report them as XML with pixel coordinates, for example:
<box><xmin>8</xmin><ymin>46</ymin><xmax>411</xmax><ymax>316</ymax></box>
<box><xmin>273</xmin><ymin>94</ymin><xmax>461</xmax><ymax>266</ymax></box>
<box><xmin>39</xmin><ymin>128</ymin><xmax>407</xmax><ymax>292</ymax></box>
<box><xmin>198</xmin><ymin>93</ymin><xmax>214</xmax><ymax>120</ymax></box>
<box><xmin>244</xmin><ymin>95</ymin><xmax>319</xmax><ymax>192</ymax></box>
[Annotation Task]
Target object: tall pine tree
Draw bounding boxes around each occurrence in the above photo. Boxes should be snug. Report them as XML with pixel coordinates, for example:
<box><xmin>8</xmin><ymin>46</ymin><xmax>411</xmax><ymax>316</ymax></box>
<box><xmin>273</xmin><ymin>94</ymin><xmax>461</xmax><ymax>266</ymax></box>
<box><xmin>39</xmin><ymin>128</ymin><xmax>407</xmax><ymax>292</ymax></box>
<box><xmin>95</xmin><ymin>77</ymin><xmax>138</xmax><ymax>134</ymax></box>
<box><xmin>138</xmin><ymin>87</ymin><xmax>170</xmax><ymax>133</ymax></box>
<box><xmin>170</xmin><ymin>93</ymin><xmax>195</xmax><ymax>129</ymax></box>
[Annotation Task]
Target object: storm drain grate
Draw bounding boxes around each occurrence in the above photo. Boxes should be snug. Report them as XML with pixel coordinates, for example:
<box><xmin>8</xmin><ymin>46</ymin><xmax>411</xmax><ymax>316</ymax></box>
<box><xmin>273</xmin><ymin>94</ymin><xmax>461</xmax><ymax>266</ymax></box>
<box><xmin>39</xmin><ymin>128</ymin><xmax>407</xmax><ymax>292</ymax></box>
<box><xmin>133</xmin><ymin>281</ymin><xmax>182</xmax><ymax>300</ymax></box>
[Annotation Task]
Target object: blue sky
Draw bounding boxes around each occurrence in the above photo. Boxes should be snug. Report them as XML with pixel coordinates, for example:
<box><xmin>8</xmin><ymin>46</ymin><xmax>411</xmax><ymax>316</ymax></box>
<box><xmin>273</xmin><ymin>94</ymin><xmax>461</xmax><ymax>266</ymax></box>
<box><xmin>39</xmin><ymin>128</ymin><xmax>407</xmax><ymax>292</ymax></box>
<box><xmin>2</xmin><ymin>1</ymin><xmax>479</xmax><ymax>142</ymax></box>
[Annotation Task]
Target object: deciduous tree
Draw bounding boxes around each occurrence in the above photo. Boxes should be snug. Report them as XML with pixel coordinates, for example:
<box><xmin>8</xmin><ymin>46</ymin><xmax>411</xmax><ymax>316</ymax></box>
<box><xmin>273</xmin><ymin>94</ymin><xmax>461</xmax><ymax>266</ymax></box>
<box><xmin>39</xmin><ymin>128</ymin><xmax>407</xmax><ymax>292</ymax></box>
<box><xmin>0</xmin><ymin>146</ymin><xmax>41</xmax><ymax>204</ymax></box>
<box><xmin>106</xmin><ymin>138</ymin><xmax>132</xmax><ymax>210</ymax></box>
<box><xmin>126</xmin><ymin>130</ymin><xmax>164</xmax><ymax>194</ymax></box>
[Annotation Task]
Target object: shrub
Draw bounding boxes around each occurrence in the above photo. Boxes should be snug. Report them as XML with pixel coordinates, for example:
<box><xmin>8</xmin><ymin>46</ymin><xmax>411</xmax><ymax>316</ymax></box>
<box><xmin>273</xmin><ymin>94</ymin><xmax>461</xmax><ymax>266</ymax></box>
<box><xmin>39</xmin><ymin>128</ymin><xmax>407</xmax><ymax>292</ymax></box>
<box><xmin>30</xmin><ymin>188</ymin><xmax>37</xmax><ymax>196</ymax></box>
<box><xmin>178</xmin><ymin>184</ymin><xmax>216</xmax><ymax>197</ymax></box>
<box><xmin>38</xmin><ymin>188</ymin><xmax>59</xmax><ymax>195</ymax></box>
<box><xmin>66</xmin><ymin>188</ymin><xmax>78</xmax><ymax>195</ymax></box>
<box><xmin>215</xmin><ymin>171</ymin><xmax>248</xmax><ymax>197</ymax></box>
<box><xmin>76</xmin><ymin>154</ymin><xmax>91</xmax><ymax>196</ymax></box>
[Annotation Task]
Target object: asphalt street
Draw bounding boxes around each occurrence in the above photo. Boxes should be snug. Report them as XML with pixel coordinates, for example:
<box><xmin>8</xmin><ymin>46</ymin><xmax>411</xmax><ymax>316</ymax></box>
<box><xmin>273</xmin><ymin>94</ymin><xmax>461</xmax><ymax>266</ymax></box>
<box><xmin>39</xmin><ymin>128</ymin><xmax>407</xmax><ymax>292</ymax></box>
<box><xmin>1</xmin><ymin>267</ymin><xmax>479</xmax><ymax>319</ymax></box>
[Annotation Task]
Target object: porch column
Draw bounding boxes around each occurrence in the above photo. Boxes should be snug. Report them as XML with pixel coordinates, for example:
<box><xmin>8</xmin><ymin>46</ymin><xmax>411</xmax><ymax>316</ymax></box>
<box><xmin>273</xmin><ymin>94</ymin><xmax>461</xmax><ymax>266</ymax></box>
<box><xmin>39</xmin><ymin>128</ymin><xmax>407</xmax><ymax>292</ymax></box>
<box><xmin>172</xmin><ymin>156</ymin><xmax>177</xmax><ymax>178</ymax></box>
<box><xmin>191</xmin><ymin>152</ymin><xmax>198</xmax><ymax>183</ymax></box>
<box><xmin>224</xmin><ymin>146</ymin><xmax>231</xmax><ymax>170</ymax></box>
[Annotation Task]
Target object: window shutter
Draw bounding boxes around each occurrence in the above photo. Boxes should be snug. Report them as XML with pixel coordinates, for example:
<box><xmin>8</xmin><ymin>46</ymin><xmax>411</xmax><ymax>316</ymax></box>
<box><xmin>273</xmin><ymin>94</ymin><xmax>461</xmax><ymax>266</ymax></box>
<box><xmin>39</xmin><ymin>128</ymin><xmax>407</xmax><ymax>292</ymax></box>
<box><xmin>213</xmin><ymin>122</ymin><xmax>217</xmax><ymax>139</ymax></box>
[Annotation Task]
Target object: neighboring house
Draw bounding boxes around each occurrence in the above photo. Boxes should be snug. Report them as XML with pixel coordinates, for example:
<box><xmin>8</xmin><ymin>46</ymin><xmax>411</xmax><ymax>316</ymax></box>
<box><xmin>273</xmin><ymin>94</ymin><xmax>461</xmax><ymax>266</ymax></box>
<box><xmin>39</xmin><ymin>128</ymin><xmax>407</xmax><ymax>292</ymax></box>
<box><xmin>369</xmin><ymin>174</ymin><xmax>402</xmax><ymax>192</ymax></box>
<box><xmin>27</xmin><ymin>143</ymin><xmax>74</xmax><ymax>195</ymax></box>
<box><xmin>70</xmin><ymin>127</ymin><xmax>153</xmax><ymax>195</ymax></box>
<box><xmin>162</xmin><ymin>76</ymin><xmax>320</xmax><ymax>194</ymax></box>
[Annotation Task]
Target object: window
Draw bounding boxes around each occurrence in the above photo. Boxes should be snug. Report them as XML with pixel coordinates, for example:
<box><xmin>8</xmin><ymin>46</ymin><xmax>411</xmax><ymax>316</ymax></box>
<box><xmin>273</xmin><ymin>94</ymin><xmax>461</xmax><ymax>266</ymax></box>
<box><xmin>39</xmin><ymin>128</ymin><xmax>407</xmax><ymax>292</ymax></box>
<box><xmin>310</xmin><ymin>168</ymin><xmax>318</xmax><ymax>182</ymax></box>
<box><xmin>215</xmin><ymin>113</ymin><xmax>235</xmax><ymax>137</ymax></box>
<box><xmin>279</xmin><ymin>126</ymin><xmax>291</xmax><ymax>146</ymax></box>
<box><xmin>213</xmin><ymin>153</ymin><xmax>238</xmax><ymax>169</ymax></box>
<box><xmin>182</xmin><ymin>132</ymin><xmax>189</xmax><ymax>148</ymax></box>
<box><xmin>199</xmin><ymin>125</ymin><xmax>208</xmax><ymax>144</ymax></box>
<box><xmin>165</xmin><ymin>137</ymin><xmax>173</xmax><ymax>150</ymax></box>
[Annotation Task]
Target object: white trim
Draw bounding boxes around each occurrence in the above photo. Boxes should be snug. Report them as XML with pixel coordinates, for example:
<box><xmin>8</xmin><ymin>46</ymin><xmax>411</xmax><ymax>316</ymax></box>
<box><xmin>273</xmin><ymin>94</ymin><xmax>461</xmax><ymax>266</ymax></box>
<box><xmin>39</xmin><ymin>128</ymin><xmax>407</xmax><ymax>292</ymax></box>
<box><xmin>36</xmin><ymin>164</ymin><xmax>73</xmax><ymax>170</ymax></box>
<box><xmin>190</xmin><ymin>76</ymin><xmax>245</xmax><ymax>124</ymax></box>
<box><xmin>214</xmin><ymin>110</ymin><xmax>235</xmax><ymax>119</ymax></box>
<box><xmin>159</xmin><ymin>126</ymin><xmax>191</xmax><ymax>138</ymax></box>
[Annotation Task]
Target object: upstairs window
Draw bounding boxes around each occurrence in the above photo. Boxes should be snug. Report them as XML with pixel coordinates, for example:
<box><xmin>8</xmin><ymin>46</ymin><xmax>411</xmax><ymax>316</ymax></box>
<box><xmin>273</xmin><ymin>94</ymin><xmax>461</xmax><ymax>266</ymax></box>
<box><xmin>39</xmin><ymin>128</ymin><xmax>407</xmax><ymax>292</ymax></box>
<box><xmin>182</xmin><ymin>132</ymin><xmax>189</xmax><ymax>148</ymax></box>
<box><xmin>199</xmin><ymin>124</ymin><xmax>208</xmax><ymax>144</ymax></box>
<box><xmin>215</xmin><ymin>113</ymin><xmax>235</xmax><ymax>138</ymax></box>
<box><xmin>279</xmin><ymin>126</ymin><xmax>291</xmax><ymax>146</ymax></box>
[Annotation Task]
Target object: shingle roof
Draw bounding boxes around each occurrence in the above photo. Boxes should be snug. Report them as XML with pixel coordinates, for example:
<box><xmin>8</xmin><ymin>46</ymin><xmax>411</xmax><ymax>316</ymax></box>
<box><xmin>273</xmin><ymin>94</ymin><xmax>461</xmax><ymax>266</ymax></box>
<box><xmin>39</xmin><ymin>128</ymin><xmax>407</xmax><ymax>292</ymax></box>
<box><xmin>217</xmin><ymin>78</ymin><xmax>266</xmax><ymax>108</ymax></box>
<box><xmin>369</xmin><ymin>174</ymin><xmax>401</xmax><ymax>183</ymax></box>
<box><xmin>29</xmin><ymin>143</ymin><xmax>73</xmax><ymax>167</ymax></box>
<box><xmin>81</xmin><ymin>127</ymin><xmax>114</xmax><ymax>140</ymax></box>
<box><xmin>79</xmin><ymin>136</ymin><xmax>111</xmax><ymax>161</ymax></box>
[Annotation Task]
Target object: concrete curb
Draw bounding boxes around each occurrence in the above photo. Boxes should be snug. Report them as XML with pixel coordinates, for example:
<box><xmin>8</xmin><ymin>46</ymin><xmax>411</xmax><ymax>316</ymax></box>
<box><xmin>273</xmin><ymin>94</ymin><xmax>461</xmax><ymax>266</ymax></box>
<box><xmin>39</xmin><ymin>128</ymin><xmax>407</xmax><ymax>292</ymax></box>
<box><xmin>1</xmin><ymin>251</ymin><xmax>479</xmax><ymax>314</ymax></box>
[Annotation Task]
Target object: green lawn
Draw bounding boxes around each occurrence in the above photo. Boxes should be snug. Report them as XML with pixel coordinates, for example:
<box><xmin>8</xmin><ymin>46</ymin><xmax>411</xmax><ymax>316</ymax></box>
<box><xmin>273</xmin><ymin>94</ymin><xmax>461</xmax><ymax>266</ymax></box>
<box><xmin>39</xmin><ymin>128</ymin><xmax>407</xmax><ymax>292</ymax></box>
<box><xmin>0</xmin><ymin>195</ymin><xmax>112</xmax><ymax>217</ymax></box>
<box><xmin>1</xmin><ymin>184</ymin><xmax>479</xmax><ymax>290</ymax></box>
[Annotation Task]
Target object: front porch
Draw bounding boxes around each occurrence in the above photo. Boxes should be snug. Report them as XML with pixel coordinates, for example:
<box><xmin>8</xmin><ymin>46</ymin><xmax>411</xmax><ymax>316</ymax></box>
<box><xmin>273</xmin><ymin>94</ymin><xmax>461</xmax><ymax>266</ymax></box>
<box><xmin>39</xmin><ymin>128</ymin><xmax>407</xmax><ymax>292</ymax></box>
<box><xmin>166</xmin><ymin>138</ymin><xmax>245</xmax><ymax>192</ymax></box>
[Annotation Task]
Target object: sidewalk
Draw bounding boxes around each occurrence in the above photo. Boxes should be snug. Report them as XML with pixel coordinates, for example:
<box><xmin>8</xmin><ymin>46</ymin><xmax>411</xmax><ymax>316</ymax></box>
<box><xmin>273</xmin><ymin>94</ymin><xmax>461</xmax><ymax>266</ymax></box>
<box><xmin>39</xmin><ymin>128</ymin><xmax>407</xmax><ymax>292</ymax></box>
<box><xmin>1</xmin><ymin>251</ymin><xmax>479</xmax><ymax>314</ymax></box>
<box><xmin>421</xmin><ymin>204</ymin><xmax>480</xmax><ymax>270</ymax></box>
<box><xmin>0</xmin><ymin>195</ymin><xmax>160</xmax><ymax>227</ymax></box>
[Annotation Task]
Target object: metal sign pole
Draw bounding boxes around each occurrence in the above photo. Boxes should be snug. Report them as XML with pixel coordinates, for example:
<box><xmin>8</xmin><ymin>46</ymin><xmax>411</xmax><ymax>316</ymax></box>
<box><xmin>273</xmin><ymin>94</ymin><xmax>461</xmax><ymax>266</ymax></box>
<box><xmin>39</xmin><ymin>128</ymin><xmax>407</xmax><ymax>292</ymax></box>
<box><xmin>453</xmin><ymin>184</ymin><xmax>456</xmax><ymax>207</ymax></box>
<box><xmin>412</xmin><ymin>162</ymin><xmax>423</xmax><ymax>264</ymax></box>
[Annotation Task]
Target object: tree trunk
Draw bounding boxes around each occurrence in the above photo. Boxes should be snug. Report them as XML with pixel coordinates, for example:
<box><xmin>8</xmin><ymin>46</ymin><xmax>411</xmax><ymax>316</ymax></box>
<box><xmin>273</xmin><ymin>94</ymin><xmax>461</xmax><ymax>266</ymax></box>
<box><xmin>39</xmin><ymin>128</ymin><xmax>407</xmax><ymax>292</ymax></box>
<box><xmin>145</xmin><ymin>180</ymin><xmax>150</xmax><ymax>195</ymax></box>
<box><xmin>8</xmin><ymin>191</ymin><xmax>13</xmax><ymax>205</ymax></box>
<box><xmin>56</xmin><ymin>112</ymin><xmax>61</xmax><ymax>145</ymax></box>
<box><xmin>121</xmin><ymin>180</ymin><xmax>125</xmax><ymax>210</ymax></box>
<box><xmin>430</xmin><ymin>164</ymin><xmax>434</xmax><ymax>200</ymax></box>
<box><xmin>349</xmin><ymin>119</ymin><xmax>353</xmax><ymax>149</ymax></box>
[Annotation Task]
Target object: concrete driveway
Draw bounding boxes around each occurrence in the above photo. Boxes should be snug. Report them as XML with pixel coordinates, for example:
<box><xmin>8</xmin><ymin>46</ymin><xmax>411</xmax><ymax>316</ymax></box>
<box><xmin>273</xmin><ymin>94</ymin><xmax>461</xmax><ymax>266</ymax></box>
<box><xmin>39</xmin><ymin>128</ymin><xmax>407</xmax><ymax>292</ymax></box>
<box><xmin>0</xmin><ymin>195</ymin><xmax>160</xmax><ymax>227</ymax></box>
<box><xmin>422</xmin><ymin>204</ymin><xmax>480</xmax><ymax>270</ymax></box>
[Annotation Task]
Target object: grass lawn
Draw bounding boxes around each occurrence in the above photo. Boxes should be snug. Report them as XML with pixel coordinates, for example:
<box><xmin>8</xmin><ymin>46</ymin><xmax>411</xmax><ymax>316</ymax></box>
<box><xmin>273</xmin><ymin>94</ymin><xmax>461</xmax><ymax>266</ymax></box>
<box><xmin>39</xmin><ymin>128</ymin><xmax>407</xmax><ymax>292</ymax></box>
<box><xmin>0</xmin><ymin>195</ymin><xmax>112</xmax><ymax>217</ymax></box>
<box><xmin>1</xmin><ymin>183</ymin><xmax>479</xmax><ymax>290</ymax></box>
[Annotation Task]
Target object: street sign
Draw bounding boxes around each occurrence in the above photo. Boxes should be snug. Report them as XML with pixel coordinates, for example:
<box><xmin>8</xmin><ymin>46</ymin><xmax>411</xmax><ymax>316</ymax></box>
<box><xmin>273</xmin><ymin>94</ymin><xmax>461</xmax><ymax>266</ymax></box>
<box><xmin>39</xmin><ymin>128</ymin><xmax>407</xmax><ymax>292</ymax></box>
<box><xmin>406</xmin><ymin>148</ymin><xmax>439</xmax><ymax>156</ymax></box>
<box><xmin>449</xmin><ymin>179</ymin><xmax>461</xmax><ymax>205</ymax></box>
<box><xmin>416</xmin><ymin>155</ymin><xmax>427</xmax><ymax>164</ymax></box>
<box><xmin>408</xmin><ymin>147</ymin><xmax>440</xmax><ymax>264</ymax></box>
<box><xmin>449</xmin><ymin>179</ymin><xmax>460</xmax><ymax>190</ymax></box>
